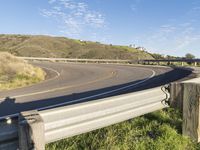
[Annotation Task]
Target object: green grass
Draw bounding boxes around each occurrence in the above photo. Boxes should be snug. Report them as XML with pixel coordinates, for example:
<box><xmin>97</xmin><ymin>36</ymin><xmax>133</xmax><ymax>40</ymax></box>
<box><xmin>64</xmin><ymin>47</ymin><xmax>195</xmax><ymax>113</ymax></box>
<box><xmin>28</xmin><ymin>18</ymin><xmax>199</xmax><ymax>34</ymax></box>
<box><xmin>46</xmin><ymin>108</ymin><xmax>200</xmax><ymax>150</ymax></box>
<box><xmin>0</xmin><ymin>52</ymin><xmax>46</xmax><ymax>90</ymax></box>
<box><xmin>0</xmin><ymin>34</ymin><xmax>154</xmax><ymax>60</ymax></box>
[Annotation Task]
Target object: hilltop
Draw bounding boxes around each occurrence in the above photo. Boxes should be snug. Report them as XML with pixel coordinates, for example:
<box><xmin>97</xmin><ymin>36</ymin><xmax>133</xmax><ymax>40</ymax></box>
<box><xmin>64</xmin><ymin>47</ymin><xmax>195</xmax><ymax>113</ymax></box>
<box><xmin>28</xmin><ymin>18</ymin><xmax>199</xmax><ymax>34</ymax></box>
<box><xmin>0</xmin><ymin>34</ymin><xmax>154</xmax><ymax>60</ymax></box>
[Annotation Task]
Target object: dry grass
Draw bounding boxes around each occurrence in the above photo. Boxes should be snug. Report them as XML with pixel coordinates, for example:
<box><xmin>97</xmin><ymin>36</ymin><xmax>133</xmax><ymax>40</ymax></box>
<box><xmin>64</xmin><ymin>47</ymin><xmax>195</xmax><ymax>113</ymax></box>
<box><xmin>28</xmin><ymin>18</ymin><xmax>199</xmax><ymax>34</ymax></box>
<box><xmin>0</xmin><ymin>52</ymin><xmax>45</xmax><ymax>90</ymax></box>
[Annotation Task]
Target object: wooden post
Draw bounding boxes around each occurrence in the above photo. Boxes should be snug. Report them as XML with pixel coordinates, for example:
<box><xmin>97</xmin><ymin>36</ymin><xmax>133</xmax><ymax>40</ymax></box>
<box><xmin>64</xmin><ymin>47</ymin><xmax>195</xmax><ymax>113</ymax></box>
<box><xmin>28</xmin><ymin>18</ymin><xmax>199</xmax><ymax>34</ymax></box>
<box><xmin>181</xmin><ymin>62</ymin><xmax>184</xmax><ymax>66</ymax></box>
<box><xmin>170</xmin><ymin>82</ymin><xmax>200</xmax><ymax>142</ymax></box>
<box><xmin>182</xmin><ymin>83</ymin><xmax>200</xmax><ymax>142</ymax></box>
<box><xmin>169</xmin><ymin>83</ymin><xmax>184</xmax><ymax>111</ymax></box>
<box><xmin>194</xmin><ymin>62</ymin><xmax>197</xmax><ymax>67</ymax></box>
<box><xmin>18</xmin><ymin>110</ymin><xmax>45</xmax><ymax>150</ymax></box>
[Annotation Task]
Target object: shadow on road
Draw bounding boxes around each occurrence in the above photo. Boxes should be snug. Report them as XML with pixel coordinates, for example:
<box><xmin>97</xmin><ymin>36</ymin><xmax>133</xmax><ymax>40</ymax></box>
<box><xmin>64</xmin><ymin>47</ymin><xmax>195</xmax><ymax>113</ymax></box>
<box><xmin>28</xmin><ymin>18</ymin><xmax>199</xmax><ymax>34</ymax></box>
<box><xmin>0</xmin><ymin>97</ymin><xmax>16</xmax><ymax>115</ymax></box>
<box><xmin>0</xmin><ymin>67</ymin><xmax>194</xmax><ymax>117</ymax></box>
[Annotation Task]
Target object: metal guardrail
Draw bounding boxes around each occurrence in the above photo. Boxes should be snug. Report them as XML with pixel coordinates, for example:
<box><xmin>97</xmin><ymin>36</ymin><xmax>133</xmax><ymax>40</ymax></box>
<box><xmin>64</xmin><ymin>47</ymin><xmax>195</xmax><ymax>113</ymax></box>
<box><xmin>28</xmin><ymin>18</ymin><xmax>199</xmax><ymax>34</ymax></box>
<box><xmin>139</xmin><ymin>59</ymin><xmax>200</xmax><ymax>67</ymax></box>
<box><xmin>141</xmin><ymin>59</ymin><xmax>200</xmax><ymax>63</ymax></box>
<box><xmin>19</xmin><ymin>57</ymin><xmax>200</xmax><ymax>66</ymax></box>
<box><xmin>18</xmin><ymin>57</ymin><xmax>134</xmax><ymax>63</ymax></box>
<box><xmin>0</xmin><ymin>87</ymin><xmax>168</xmax><ymax>149</ymax></box>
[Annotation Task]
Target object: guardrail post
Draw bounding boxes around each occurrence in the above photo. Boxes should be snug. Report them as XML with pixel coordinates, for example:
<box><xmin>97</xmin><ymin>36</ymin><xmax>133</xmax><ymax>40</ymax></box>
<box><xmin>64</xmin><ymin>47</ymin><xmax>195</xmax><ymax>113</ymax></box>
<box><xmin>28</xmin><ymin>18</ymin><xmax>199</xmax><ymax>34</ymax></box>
<box><xmin>18</xmin><ymin>110</ymin><xmax>45</xmax><ymax>150</ymax></box>
<box><xmin>195</xmin><ymin>62</ymin><xmax>197</xmax><ymax>67</ymax></box>
<box><xmin>169</xmin><ymin>83</ymin><xmax>184</xmax><ymax>111</ymax></box>
<box><xmin>170</xmin><ymin>82</ymin><xmax>200</xmax><ymax>142</ymax></box>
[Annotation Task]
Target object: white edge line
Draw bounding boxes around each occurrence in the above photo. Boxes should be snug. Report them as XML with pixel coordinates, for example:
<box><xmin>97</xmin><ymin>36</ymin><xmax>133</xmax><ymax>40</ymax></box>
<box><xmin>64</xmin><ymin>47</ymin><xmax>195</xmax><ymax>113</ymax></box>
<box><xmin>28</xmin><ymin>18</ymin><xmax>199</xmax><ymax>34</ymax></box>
<box><xmin>38</xmin><ymin>69</ymin><xmax>156</xmax><ymax>111</ymax></box>
<box><xmin>0</xmin><ymin>68</ymin><xmax>155</xmax><ymax>120</ymax></box>
<box><xmin>0</xmin><ymin>66</ymin><xmax>60</xmax><ymax>100</ymax></box>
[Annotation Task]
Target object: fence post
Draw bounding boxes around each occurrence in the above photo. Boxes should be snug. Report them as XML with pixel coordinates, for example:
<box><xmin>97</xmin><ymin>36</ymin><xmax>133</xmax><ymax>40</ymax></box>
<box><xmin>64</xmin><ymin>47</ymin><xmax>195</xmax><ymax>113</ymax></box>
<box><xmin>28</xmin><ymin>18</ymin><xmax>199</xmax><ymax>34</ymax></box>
<box><xmin>18</xmin><ymin>110</ymin><xmax>45</xmax><ymax>150</ymax></box>
<box><xmin>170</xmin><ymin>82</ymin><xmax>200</xmax><ymax>142</ymax></box>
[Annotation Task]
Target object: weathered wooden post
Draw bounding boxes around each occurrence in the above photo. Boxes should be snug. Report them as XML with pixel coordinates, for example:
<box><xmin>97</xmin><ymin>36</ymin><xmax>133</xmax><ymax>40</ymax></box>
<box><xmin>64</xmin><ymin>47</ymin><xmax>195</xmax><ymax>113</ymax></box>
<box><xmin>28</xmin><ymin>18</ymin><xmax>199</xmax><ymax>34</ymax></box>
<box><xmin>18</xmin><ymin>110</ymin><xmax>45</xmax><ymax>150</ymax></box>
<box><xmin>194</xmin><ymin>62</ymin><xmax>197</xmax><ymax>67</ymax></box>
<box><xmin>181</xmin><ymin>62</ymin><xmax>184</xmax><ymax>66</ymax></box>
<box><xmin>170</xmin><ymin>82</ymin><xmax>200</xmax><ymax>142</ymax></box>
<box><xmin>169</xmin><ymin>83</ymin><xmax>184</xmax><ymax>110</ymax></box>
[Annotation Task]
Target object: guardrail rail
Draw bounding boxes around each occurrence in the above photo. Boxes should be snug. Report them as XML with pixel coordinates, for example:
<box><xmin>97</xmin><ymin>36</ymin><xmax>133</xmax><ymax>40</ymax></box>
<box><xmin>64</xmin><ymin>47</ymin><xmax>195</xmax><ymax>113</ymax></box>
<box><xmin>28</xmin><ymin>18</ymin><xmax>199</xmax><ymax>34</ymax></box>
<box><xmin>0</xmin><ymin>87</ymin><xmax>168</xmax><ymax>150</ymax></box>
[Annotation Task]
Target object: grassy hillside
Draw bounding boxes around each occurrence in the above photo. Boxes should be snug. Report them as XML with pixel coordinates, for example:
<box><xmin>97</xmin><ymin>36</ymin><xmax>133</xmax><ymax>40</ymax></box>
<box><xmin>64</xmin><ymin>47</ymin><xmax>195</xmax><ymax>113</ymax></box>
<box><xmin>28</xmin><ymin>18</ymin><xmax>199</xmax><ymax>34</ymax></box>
<box><xmin>0</xmin><ymin>52</ymin><xmax>45</xmax><ymax>90</ymax></box>
<box><xmin>0</xmin><ymin>34</ymin><xmax>154</xmax><ymax>60</ymax></box>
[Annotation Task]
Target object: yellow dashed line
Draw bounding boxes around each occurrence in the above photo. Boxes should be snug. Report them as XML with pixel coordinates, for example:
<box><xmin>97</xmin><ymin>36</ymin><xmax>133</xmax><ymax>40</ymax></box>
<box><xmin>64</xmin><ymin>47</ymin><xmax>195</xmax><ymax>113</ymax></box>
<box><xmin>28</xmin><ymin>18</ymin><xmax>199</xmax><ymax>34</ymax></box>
<box><xmin>2</xmin><ymin>71</ymin><xmax>117</xmax><ymax>99</ymax></box>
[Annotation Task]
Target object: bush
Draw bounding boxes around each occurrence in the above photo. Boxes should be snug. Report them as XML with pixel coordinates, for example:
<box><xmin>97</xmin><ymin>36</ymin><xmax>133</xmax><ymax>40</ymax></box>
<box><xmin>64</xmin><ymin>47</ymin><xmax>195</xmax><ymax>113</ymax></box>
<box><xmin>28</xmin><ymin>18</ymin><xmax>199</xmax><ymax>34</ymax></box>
<box><xmin>0</xmin><ymin>52</ymin><xmax>45</xmax><ymax>90</ymax></box>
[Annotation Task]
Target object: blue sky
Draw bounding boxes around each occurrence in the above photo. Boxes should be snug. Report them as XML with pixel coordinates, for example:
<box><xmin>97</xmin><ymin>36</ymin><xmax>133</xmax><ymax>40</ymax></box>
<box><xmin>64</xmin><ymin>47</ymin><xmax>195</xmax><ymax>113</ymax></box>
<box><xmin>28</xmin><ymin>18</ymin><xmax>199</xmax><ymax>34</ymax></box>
<box><xmin>0</xmin><ymin>0</ymin><xmax>200</xmax><ymax>57</ymax></box>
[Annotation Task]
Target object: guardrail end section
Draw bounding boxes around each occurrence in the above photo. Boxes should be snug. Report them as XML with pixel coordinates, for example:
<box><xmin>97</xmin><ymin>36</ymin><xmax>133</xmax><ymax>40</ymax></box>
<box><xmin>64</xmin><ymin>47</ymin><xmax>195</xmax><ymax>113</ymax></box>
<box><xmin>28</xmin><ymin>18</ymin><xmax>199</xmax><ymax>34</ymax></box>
<box><xmin>18</xmin><ymin>110</ymin><xmax>45</xmax><ymax>150</ymax></box>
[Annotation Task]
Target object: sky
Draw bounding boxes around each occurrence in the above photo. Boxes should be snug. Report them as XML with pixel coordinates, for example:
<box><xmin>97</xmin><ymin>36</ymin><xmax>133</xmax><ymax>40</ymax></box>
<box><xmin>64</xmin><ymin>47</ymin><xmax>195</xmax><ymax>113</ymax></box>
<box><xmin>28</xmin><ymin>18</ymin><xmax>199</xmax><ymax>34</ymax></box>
<box><xmin>0</xmin><ymin>0</ymin><xmax>200</xmax><ymax>57</ymax></box>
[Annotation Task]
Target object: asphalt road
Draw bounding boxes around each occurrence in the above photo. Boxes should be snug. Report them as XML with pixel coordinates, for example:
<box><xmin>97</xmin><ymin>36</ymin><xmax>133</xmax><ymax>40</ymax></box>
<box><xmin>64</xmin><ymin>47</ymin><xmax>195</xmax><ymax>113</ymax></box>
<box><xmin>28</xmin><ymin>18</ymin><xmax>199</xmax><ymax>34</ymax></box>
<box><xmin>0</xmin><ymin>62</ymin><xmax>193</xmax><ymax>117</ymax></box>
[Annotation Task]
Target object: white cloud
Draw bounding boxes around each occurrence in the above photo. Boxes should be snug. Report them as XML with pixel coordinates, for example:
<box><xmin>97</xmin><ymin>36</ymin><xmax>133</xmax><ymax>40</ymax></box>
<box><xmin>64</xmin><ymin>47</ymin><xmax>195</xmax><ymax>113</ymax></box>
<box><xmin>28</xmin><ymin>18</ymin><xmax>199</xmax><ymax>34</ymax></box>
<box><xmin>139</xmin><ymin>21</ymin><xmax>200</xmax><ymax>56</ymax></box>
<box><xmin>130</xmin><ymin>0</ymin><xmax>142</xmax><ymax>12</ymax></box>
<box><xmin>41</xmin><ymin>0</ymin><xmax>106</xmax><ymax>37</ymax></box>
<box><xmin>130</xmin><ymin>5</ymin><xmax>137</xmax><ymax>12</ymax></box>
<box><xmin>159</xmin><ymin>25</ymin><xmax>176</xmax><ymax>33</ymax></box>
<box><xmin>130</xmin><ymin>2</ymin><xmax>200</xmax><ymax>57</ymax></box>
<box><xmin>48</xmin><ymin>0</ymin><xmax>57</xmax><ymax>4</ymax></box>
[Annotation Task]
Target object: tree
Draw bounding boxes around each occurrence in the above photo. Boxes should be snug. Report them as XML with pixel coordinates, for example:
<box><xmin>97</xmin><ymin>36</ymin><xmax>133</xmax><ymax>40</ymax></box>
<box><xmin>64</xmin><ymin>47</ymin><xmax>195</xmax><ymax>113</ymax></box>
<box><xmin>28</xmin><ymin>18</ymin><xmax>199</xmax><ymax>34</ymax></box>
<box><xmin>151</xmin><ymin>53</ymin><xmax>165</xmax><ymax>60</ymax></box>
<box><xmin>185</xmin><ymin>53</ymin><xmax>195</xmax><ymax>59</ymax></box>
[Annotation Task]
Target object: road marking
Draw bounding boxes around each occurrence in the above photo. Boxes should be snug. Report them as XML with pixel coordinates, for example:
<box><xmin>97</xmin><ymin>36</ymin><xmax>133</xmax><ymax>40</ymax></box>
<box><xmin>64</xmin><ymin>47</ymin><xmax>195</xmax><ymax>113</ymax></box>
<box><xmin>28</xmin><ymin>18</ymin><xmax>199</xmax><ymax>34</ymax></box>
<box><xmin>0</xmin><ymin>71</ymin><xmax>117</xmax><ymax>100</ymax></box>
<box><xmin>37</xmin><ymin>68</ymin><xmax>156</xmax><ymax>110</ymax></box>
<box><xmin>38</xmin><ymin>68</ymin><xmax>155</xmax><ymax>109</ymax></box>
<box><xmin>41</xmin><ymin>66</ymin><xmax>61</xmax><ymax>78</ymax></box>
<box><xmin>0</xmin><ymin>66</ymin><xmax>61</xmax><ymax>94</ymax></box>
<box><xmin>0</xmin><ymin>68</ymin><xmax>155</xmax><ymax>120</ymax></box>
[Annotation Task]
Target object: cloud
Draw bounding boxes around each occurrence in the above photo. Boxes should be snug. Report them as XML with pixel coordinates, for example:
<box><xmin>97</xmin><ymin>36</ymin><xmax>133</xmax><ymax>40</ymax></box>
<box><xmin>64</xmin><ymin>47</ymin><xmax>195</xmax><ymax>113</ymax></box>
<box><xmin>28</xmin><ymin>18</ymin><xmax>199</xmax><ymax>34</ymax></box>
<box><xmin>130</xmin><ymin>1</ymin><xmax>200</xmax><ymax>56</ymax></box>
<box><xmin>40</xmin><ymin>0</ymin><xmax>106</xmax><ymax>37</ymax></box>
<box><xmin>159</xmin><ymin>25</ymin><xmax>176</xmax><ymax>33</ymax></box>
<box><xmin>130</xmin><ymin>0</ymin><xmax>142</xmax><ymax>12</ymax></box>
<box><xmin>139</xmin><ymin>21</ymin><xmax>200</xmax><ymax>56</ymax></box>
<box><xmin>48</xmin><ymin>0</ymin><xmax>57</xmax><ymax>4</ymax></box>
<box><xmin>130</xmin><ymin>5</ymin><xmax>137</xmax><ymax>12</ymax></box>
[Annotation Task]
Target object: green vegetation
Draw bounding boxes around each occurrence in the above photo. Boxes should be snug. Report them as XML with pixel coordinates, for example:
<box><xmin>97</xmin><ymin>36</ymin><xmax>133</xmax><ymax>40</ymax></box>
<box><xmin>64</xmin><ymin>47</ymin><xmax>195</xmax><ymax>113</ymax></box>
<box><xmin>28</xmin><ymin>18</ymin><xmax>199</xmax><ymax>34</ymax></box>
<box><xmin>0</xmin><ymin>34</ymin><xmax>153</xmax><ymax>60</ymax></box>
<box><xmin>150</xmin><ymin>53</ymin><xmax>165</xmax><ymax>60</ymax></box>
<box><xmin>46</xmin><ymin>108</ymin><xmax>200</xmax><ymax>150</ymax></box>
<box><xmin>150</xmin><ymin>53</ymin><xmax>183</xmax><ymax>60</ymax></box>
<box><xmin>185</xmin><ymin>53</ymin><xmax>195</xmax><ymax>59</ymax></box>
<box><xmin>0</xmin><ymin>52</ymin><xmax>46</xmax><ymax>90</ymax></box>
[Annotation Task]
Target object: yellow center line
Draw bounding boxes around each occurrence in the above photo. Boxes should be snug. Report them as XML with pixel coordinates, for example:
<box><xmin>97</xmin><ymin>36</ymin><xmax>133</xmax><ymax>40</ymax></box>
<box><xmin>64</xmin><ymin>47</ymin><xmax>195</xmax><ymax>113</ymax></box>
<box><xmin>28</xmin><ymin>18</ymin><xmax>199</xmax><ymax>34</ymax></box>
<box><xmin>1</xmin><ymin>71</ymin><xmax>117</xmax><ymax>99</ymax></box>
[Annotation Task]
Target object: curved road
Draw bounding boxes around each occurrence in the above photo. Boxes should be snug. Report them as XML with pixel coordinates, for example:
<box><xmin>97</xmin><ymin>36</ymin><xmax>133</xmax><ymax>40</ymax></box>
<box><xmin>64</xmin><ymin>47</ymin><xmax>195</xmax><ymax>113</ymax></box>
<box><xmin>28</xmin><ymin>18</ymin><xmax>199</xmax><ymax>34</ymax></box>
<box><xmin>0</xmin><ymin>62</ymin><xmax>192</xmax><ymax>117</ymax></box>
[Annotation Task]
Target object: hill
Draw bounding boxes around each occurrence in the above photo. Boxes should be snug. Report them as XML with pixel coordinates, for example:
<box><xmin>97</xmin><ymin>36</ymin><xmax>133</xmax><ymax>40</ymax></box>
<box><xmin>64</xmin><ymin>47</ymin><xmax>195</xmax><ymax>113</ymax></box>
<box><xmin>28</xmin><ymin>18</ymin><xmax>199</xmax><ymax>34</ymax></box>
<box><xmin>0</xmin><ymin>34</ymin><xmax>154</xmax><ymax>60</ymax></box>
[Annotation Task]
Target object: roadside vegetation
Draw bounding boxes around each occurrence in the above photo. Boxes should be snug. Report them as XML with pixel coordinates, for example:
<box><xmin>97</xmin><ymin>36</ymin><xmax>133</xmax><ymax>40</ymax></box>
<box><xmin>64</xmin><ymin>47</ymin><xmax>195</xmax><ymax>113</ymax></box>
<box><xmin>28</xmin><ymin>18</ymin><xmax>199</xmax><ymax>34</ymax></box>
<box><xmin>46</xmin><ymin>108</ymin><xmax>200</xmax><ymax>150</ymax></box>
<box><xmin>0</xmin><ymin>52</ymin><xmax>46</xmax><ymax>90</ymax></box>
